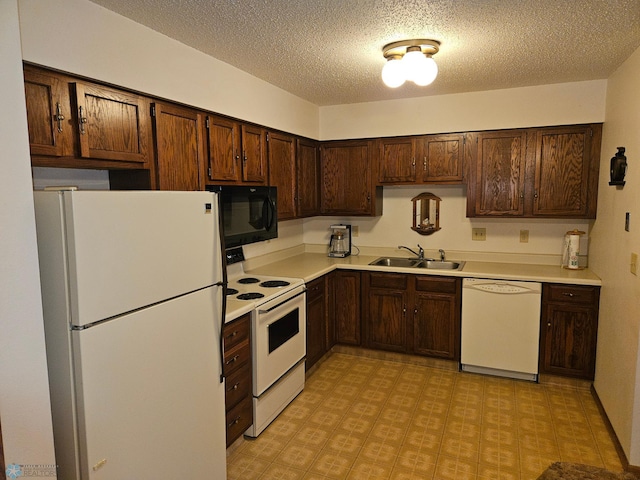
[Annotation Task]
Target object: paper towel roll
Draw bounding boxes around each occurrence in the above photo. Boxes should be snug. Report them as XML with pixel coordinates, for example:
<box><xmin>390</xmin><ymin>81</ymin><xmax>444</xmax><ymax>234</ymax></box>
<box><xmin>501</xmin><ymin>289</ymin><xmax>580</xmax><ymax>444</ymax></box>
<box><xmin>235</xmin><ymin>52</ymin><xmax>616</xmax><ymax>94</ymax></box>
<box><xmin>567</xmin><ymin>234</ymin><xmax>580</xmax><ymax>269</ymax></box>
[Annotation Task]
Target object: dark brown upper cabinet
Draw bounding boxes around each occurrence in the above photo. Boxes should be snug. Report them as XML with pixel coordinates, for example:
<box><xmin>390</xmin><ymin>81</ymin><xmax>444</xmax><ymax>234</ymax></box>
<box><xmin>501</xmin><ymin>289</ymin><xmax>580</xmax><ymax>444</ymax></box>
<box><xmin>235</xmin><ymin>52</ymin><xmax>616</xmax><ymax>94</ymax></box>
<box><xmin>377</xmin><ymin>134</ymin><xmax>465</xmax><ymax>185</ymax></box>
<box><xmin>151</xmin><ymin>102</ymin><xmax>203</xmax><ymax>191</ymax></box>
<box><xmin>466</xmin><ymin>124</ymin><xmax>601</xmax><ymax>218</ymax></box>
<box><xmin>296</xmin><ymin>138</ymin><xmax>321</xmax><ymax>218</ymax></box>
<box><xmin>267</xmin><ymin>131</ymin><xmax>296</xmax><ymax>220</ymax></box>
<box><xmin>204</xmin><ymin>115</ymin><xmax>267</xmax><ymax>186</ymax></box>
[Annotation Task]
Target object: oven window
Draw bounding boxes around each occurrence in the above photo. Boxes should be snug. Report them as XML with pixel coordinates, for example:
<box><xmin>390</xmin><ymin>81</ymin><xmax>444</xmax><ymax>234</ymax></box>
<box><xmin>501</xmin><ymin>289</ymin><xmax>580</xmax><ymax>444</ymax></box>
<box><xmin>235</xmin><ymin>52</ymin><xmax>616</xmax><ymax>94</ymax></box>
<box><xmin>268</xmin><ymin>309</ymin><xmax>299</xmax><ymax>354</ymax></box>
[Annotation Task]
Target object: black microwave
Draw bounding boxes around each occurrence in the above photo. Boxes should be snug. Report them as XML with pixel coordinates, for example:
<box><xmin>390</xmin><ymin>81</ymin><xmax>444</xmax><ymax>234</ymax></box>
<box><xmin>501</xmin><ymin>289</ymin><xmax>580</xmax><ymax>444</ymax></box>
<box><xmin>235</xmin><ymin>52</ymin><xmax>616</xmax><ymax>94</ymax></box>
<box><xmin>207</xmin><ymin>185</ymin><xmax>277</xmax><ymax>249</ymax></box>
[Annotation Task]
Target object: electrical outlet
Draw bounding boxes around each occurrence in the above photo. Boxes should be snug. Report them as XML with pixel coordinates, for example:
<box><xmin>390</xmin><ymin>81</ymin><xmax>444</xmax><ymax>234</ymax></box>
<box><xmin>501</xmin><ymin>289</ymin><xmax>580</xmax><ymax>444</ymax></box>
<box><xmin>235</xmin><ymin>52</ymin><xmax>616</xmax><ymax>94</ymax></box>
<box><xmin>631</xmin><ymin>252</ymin><xmax>638</xmax><ymax>276</ymax></box>
<box><xmin>352</xmin><ymin>225</ymin><xmax>359</xmax><ymax>237</ymax></box>
<box><xmin>472</xmin><ymin>228</ymin><xmax>486</xmax><ymax>241</ymax></box>
<box><xmin>520</xmin><ymin>230</ymin><xmax>529</xmax><ymax>243</ymax></box>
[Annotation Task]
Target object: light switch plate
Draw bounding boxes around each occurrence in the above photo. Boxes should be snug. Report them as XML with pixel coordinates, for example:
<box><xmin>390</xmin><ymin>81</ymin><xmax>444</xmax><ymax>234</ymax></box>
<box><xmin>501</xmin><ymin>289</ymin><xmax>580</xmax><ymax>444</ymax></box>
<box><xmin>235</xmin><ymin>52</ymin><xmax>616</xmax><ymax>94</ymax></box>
<box><xmin>352</xmin><ymin>225</ymin><xmax>359</xmax><ymax>237</ymax></box>
<box><xmin>472</xmin><ymin>228</ymin><xmax>486</xmax><ymax>241</ymax></box>
<box><xmin>520</xmin><ymin>230</ymin><xmax>529</xmax><ymax>243</ymax></box>
<box><xmin>631</xmin><ymin>252</ymin><xmax>638</xmax><ymax>275</ymax></box>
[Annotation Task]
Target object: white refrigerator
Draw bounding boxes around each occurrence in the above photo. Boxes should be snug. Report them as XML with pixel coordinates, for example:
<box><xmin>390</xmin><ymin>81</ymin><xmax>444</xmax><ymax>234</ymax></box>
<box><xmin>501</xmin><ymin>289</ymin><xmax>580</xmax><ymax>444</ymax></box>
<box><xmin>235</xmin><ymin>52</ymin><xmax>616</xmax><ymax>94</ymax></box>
<box><xmin>33</xmin><ymin>189</ymin><xmax>227</xmax><ymax>480</ymax></box>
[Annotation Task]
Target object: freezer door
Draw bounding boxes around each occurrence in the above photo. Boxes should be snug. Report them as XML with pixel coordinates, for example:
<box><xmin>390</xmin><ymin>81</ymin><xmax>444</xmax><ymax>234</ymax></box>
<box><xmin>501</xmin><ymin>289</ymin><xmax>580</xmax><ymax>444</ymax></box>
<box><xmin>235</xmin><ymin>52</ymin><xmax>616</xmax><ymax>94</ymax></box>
<box><xmin>69</xmin><ymin>287</ymin><xmax>226</xmax><ymax>480</ymax></box>
<box><xmin>36</xmin><ymin>190</ymin><xmax>223</xmax><ymax>327</ymax></box>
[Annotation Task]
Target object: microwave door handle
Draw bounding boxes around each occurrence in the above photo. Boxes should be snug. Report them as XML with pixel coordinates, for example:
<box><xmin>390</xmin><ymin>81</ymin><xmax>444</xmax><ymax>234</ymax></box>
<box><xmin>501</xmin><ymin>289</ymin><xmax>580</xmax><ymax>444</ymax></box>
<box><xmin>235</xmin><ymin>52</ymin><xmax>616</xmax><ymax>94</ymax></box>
<box><xmin>264</xmin><ymin>196</ymin><xmax>276</xmax><ymax>231</ymax></box>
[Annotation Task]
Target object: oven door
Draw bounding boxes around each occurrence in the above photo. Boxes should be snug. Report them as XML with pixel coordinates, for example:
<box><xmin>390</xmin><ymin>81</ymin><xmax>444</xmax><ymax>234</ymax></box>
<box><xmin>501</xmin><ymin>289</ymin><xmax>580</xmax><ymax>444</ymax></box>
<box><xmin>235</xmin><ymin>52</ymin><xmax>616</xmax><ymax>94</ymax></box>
<box><xmin>252</xmin><ymin>286</ymin><xmax>306</xmax><ymax>396</ymax></box>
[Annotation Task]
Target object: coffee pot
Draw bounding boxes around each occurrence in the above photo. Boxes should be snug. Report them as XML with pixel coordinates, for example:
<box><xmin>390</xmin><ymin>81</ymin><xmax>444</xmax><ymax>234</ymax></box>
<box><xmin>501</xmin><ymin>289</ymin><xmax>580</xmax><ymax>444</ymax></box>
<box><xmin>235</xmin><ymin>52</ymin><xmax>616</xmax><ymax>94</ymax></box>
<box><xmin>328</xmin><ymin>224</ymin><xmax>351</xmax><ymax>257</ymax></box>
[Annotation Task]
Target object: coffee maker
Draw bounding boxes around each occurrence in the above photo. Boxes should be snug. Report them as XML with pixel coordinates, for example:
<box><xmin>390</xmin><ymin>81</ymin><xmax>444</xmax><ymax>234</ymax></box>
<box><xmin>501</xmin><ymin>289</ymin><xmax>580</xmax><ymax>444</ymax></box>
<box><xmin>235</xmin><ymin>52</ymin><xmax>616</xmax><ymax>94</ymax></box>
<box><xmin>328</xmin><ymin>224</ymin><xmax>351</xmax><ymax>258</ymax></box>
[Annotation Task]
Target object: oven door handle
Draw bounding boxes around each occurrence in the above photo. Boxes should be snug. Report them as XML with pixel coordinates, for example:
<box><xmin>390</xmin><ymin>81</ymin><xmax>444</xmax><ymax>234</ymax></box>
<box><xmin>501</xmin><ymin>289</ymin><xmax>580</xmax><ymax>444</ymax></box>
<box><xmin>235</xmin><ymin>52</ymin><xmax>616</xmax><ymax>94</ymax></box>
<box><xmin>258</xmin><ymin>289</ymin><xmax>306</xmax><ymax>314</ymax></box>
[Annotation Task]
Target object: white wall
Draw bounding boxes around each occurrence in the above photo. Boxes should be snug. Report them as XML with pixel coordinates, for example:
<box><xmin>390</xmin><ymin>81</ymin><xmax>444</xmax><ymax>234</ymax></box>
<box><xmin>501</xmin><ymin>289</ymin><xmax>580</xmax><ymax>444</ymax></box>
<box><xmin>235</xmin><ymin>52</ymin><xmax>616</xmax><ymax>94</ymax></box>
<box><xmin>592</xmin><ymin>45</ymin><xmax>640</xmax><ymax>465</ymax></box>
<box><xmin>320</xmin><ymin>81</ymin><xmax>606</xmax><ymax>140</ymax></box>
<box><xmin>18</xmin><ymin>0</ymin><xmax>320</xmax><ymax>140</ymax></box>
<box><xmin>0</xmin><ymin>0</ymin><xmax>57</xmax><ymax>474</ymax></box>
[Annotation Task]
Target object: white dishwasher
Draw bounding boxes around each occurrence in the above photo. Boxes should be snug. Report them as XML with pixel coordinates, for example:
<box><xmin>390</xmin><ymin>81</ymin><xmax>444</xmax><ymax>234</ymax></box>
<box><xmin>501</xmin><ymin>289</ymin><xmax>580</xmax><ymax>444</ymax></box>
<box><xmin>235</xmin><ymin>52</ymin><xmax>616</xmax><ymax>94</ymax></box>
<box><xmin>461</xmin><ymin>278</ymin><xmax>542</xmax><ymax>381</ymax></box>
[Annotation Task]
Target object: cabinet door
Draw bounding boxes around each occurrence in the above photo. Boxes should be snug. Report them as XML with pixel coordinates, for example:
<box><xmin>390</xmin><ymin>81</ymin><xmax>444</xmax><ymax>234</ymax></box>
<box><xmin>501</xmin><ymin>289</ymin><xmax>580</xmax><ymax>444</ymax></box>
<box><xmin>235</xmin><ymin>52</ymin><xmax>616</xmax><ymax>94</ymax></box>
<box><xmin>541</xmin><ymin>304</ymin><xmax>598</xmax><ymax>379</ymax></box>
<box><xmin>320</xmin><ymin>140</ymin><xmax>376</xmax><ymax>215</ymax></box>
<box><xmin>240</xmin><ymin>124</ymin><xmax>267</xmax><ymax>184</ymax></box>
<box><xmin>363</xmin><ymin>273</ymin><xmax>408</xmax><ymax>353</ymax></box>
<box><xmin>23</xmin><ymin>66</ymin><xmax>71</xmax><ymax>157</ymax></box>
<box><xmin>532</xmin><ymin>125</ymin><xmax>600</xmax><ymax>218</ymax></box>
<box><xmin>152</xmin><ymin>102</ymin><xmax>203</xmax><ymax>191</ymax></box>
<box><xmin>73</xmin><ymin>82</ymin><xmax>150</xmax><ymax>164</ymax></box>
<box><xmin>412</xmin><ymin>276</ymin><xmax>461</xmax><ymax>360</ymax></box>
<box><xmin>540</xmin><ymin>284</ymin><xmax>599</xmax><ymax>379</ymax></box>
<box><xmin>378</xmin><ymin>137</ymin><xmax>416</xmax><ymax>184</ymax></box>
<box><xmin>333</xmin><ymin>270</ymin><xmax>361</xmax><ymax>345</ymax></box>
<box><xmin>420</xmin><ymin>133</ymin><xmax>464</xmax><ymax>183</ymax></box>
<box><xmin>470</xmin><ymin>130</ymin><xmax>527</xmax><ymax>216</ymax></box>
<box><xmin>306</xmin><ymin>277</ymin><xmax>327</xmax><ymax>370</ymax></box>
<box><xmin>268</xmin><ymin>132</ymin><xmax>296</xmax><ymax>220</ymax></box>
<box><xmin>296</xmin><ymin>138</ymin><xmax>320</xmax><ymax>217</ymax></box>
<box><xmin>205</xmin><ymin>115</ymin><xmax>241</xmax><ymax>183</ymax></box>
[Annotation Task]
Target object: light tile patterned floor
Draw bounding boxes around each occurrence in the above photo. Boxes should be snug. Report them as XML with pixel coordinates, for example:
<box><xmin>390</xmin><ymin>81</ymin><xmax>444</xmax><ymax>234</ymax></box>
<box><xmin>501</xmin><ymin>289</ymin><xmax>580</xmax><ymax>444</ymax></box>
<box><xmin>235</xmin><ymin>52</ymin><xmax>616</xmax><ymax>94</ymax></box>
<box><xmin>227</xmin><ymin>353</ymin><xmax>623</xmax><ymax>480</ymax></box>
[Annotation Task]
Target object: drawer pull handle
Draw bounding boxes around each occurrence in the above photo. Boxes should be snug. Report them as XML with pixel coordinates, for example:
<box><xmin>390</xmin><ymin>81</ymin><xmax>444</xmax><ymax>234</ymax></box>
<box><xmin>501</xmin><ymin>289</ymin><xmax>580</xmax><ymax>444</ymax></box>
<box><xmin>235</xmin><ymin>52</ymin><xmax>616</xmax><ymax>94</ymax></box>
<box><xmin>562</xmin><ymin>292</ymin><xmax>576</xmax><ymax>297</ymax></box>
<box><xmin>226</xmin><ymin>355</ymin><xmax>240</xmax><ymax>365</ymax></box>
<box><xmin>228</xmin><ymin>416</ymin><xmax>241</xmax><ymax>427</ymax></box>
<box><xmin>226</xmin><ymin>330</ymin><xmax>239</xmax><ymax>339</ymax></box>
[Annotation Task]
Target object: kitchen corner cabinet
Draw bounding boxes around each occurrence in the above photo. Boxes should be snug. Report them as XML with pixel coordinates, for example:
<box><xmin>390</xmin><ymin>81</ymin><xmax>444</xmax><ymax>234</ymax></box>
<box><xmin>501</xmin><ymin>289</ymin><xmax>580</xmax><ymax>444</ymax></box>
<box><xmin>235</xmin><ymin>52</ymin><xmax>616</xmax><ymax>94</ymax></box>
<box><xmin>362</xmin><ymin>272</ymin><xmax>461</xmax><ymax>360</ymax></box>
<box><xmin>151</xmin><ymin>102</ymin><xmax>203</xmax><ymax>191</ymax></box>
<box><xmin>306</xmin><ymin>276</ymin><xmax>329</xmax><ymax>370</ymax></box>
<box><xmin>333</xmin><ymin>270</ymin><xmax>361</xmax><ymax>345</ymax></box>
<box><xmin>268</xmin><ymin>131</ymin><xmax>297</xmax><ymax>220</ymax></box>
<box><xmin>466</xmin><ymin>124</ymin><xmax>602</xmax><ymax>218</ymax></box>
<box><xmin>204</xmin><ymin>115</ymin><xmax>267</xmax><ymax>185</ymax></box>
<box><xmin>296</xmin><ymin>138</ymin><xmax>321</xmax><ymax>218</ymax></box>
<box><xmin>25</xmin><ymin>65</ymin><xmax>152</xmax><ymax>169</ymax></box>
<box><xmin>377</xmin><ymin>134</ymin><xmax>465</xmax><ymax>185</ymax></box>
<box><xmin>540</xmin><ymin>283</ymin><xmax>600</xmax><ymax>380</ymax></box>
<box><xmin>222</xmin><ymin>313</ymin><xmax>253</xmax><ymax>447</ymax></box>
<box><xmin>320</xmin><ymin>140</ymin><xmax>383</xmax><ymax>216</ymax></box>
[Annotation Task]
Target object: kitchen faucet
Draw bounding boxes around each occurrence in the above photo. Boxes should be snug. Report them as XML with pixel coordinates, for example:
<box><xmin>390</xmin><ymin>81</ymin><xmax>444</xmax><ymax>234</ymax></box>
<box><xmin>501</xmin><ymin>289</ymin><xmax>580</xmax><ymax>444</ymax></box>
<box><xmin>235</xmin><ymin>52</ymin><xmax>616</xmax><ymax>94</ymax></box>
<box><xmin>398</xmin><ymin>244</ymin><xmax>424</xmax><ymax>259</ymax></box>
<box><xmin>439</xmin><ymin>249</ymin><xmax>446</xmax><ymax>261</ymax></box>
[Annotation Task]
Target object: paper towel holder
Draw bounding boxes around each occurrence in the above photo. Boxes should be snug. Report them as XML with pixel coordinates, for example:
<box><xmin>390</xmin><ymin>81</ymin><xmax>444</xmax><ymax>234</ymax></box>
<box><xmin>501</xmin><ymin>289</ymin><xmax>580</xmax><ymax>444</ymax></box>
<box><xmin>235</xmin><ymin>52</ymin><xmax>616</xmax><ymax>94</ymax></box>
<box><xmin>609</xmin><ymin>146</ymin><xmax>627</xmax><ymax>187</ymax></box>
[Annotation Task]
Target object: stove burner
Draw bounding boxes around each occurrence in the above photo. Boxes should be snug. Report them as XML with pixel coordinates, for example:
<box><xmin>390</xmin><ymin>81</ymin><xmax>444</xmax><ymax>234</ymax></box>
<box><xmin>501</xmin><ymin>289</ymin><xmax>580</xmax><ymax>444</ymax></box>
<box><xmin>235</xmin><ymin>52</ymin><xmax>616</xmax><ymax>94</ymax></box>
<box><xmin>238</xmin><ymin>277</ymin><xmax>260</xmax><ymax>284</ymax></box>
<box><xmin>260</xmin><ymin>280</ymin><xmax>291</xmax><ymax>288</ymax></box>
<box><xmin>226</xmin><ymin>288</ymin><xmax>239</xmax><ymax>296</ymax></box>
<box><xmin>237</xmin><ymin>292</ymin><xmax>265</xmax><ymax>300</ymax></box>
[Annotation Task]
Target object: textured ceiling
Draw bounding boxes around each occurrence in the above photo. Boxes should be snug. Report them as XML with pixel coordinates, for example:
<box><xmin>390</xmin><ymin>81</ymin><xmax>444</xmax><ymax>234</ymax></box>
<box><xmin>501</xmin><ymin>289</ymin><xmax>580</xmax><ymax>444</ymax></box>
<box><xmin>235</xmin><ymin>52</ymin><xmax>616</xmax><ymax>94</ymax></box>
<box><xmin>89</xmin><ymin>0</ymin><xmax>640</xmax><ymax>106</ymax></box>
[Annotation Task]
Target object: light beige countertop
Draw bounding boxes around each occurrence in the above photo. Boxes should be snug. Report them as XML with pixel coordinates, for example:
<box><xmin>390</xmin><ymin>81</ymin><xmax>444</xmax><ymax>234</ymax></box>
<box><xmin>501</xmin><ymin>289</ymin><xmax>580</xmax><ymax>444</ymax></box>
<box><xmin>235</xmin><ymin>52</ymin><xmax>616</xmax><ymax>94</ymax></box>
<box><xmin>245</xmin><ymin>252</ymin><xmax>602</xmax><ymax>285</ymax></box>
<box><xmin>225</xmin><ymin>250</ymin><xmax>601</xmax><ymax>322</ymax></box>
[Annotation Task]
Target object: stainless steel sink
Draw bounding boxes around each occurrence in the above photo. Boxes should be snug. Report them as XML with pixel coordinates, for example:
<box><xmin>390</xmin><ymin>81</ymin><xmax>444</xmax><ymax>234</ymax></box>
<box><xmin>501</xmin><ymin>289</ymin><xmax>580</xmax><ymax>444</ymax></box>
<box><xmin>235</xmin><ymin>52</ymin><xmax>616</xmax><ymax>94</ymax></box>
<box><xmin>369</xmin><ymin>257</ymin><xmax>422</xmax><ymax>268</ymax></box>
<box><xmin>417</xmin><ymin>260</ymin><xmax>465</xmax><ymax>270</ymax></box>
<box><xmin>369</xmin><ymin>257</ymin><xmax>465</xmax><ymax>271</ymax></box>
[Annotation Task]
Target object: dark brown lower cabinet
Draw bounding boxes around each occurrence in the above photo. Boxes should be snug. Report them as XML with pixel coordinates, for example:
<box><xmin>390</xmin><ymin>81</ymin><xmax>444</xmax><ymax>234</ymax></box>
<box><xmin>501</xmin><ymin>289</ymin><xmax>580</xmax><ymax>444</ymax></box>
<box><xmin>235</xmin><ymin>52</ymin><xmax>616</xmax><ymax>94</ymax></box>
<box><xmin>222</xmin><ymin>313</ymin><xmax>252</xmax><ymax>447</ymax></box>
<box><xmin>412</xmin><ymin>276</ymin><xmax>461</xmax><ymax>360</ymax></box>
<box><xmin>540</xmin><ymin>284</ymin><xmax>600</xmax><ymax>380</ymax></box>
<box><xmin>362</xmin><ymin>272</ymin><xmax>461</xmax><ymax>360</ymax></box>
<box><xmin>362</xmin><ymin>272</ymin><xmax>409</xmax><ymax>353</ymax></box>
<box><xmin>333</xmin><ymin>270</ymin><xmax>361</xmax><ymax>345</ymax></box>
<box><xmin>306</xmin><ymin>276</ymin><xmax>328</xmax><ymax>370</ymax></box>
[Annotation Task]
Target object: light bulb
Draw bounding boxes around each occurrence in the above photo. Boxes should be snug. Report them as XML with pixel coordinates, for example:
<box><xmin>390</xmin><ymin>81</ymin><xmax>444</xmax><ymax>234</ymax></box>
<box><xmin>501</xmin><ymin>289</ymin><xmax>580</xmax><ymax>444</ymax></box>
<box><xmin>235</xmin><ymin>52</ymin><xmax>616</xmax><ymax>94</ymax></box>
<box><xmin>412</xmin><ymin>55</ymin><xmax>438</xmax><ymax>86</ymax></box>
<box><xmin>381</xmin><ymin>57</ymin><xmax>406</xmax><ymax>88</ymax></box>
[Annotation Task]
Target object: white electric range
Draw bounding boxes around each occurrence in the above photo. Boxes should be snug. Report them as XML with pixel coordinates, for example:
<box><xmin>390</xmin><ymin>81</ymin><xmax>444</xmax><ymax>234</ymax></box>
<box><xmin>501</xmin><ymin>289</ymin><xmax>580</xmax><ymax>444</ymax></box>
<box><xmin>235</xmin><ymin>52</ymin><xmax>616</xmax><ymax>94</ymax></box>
<box><xmin>224</xmin><ymin>248</ymin><xmax>306</xmax><ymax>438</ymax></box>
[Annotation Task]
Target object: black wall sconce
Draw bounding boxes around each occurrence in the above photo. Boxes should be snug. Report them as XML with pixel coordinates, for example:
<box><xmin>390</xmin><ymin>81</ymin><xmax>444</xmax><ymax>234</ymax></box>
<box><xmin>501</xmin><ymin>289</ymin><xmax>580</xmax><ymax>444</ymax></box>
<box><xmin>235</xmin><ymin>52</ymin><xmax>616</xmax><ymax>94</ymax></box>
<box><xmin>609</xmin><ymin>146</ymin><xmax>627</xmax><ymax>187</ymax></box>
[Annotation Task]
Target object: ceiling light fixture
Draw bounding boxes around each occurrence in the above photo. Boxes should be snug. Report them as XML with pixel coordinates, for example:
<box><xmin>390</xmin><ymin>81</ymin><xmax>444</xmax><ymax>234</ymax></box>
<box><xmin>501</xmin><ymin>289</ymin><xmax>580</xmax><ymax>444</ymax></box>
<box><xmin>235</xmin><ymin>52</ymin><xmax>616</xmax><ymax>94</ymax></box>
<box><xmin>381</xmin><ymin>39</ymin><xmax>440</xmax><ymax>88</ymax></box>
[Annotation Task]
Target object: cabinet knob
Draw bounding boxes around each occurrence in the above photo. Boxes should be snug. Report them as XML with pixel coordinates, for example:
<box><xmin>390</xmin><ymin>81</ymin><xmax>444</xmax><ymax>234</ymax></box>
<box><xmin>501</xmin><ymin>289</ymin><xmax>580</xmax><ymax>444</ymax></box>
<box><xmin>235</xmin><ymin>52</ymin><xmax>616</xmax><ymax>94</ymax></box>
<box><xmin>547</xmin><ymin>322</ymin><xmax>551</xmax><ymax>327</ymax></box>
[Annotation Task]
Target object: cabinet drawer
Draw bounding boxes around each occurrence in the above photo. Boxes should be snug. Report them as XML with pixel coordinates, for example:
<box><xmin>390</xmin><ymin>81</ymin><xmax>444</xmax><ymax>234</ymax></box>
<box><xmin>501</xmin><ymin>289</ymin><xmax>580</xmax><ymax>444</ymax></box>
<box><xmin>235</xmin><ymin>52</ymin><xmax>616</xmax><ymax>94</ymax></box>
<box><xmin>224</xmin><ymin>340</ymin><xmax>250</xmax><ymax>376</ymax></box>
<box><xmin>226</xmin><ymin>396</ymin><xmax>253</xmax><ymax>446</ymax></box>
<box><xmin>368</xmin><ymin>272</ymin><xmax>408</xmax><ymax>290</ymax></box>
<box><xmin>225</xmin><ymin>364</ymin><xmax>252</xmax><ymax>410</ymax></box>
<box><xmin>415</xmin><ymin>275</ymin><xmax>459</xmax><ymax>294</ymax></box>
<box><xmin>306</xmin><ymin>277</ymin><xmax>325</xmax><ymax>301</ymax></box>
<box><xmin>544</xmin><ymin>284</ymin><xmax>600</xmax><ymax>306</ymax></box>
<box><xmin>223</xmin><ymin>314</ymin><xmax>250</xmax><ymax>351</ymax></box>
